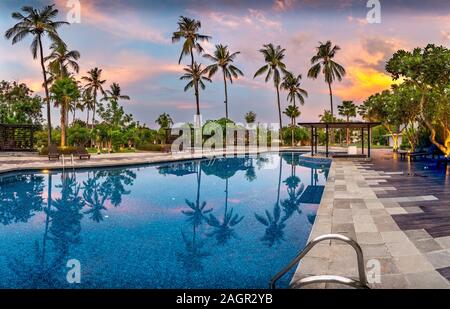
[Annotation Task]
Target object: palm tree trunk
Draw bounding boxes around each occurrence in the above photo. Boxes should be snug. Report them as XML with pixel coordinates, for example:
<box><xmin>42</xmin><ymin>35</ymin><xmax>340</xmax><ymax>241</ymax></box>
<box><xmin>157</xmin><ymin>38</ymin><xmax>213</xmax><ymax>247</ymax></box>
<box><xmin>61</xmin><ymin>102</ymin><xmax>66</xmax><ymax>147</ymax></box>
<box><xmin>292</xmin><ymin>96</ymin><xmax>296</xmax><ymax>147</ymax></box>
<box><xmin>194</xmin><ymin>81</ymin><xmax>200</xmax><ymax>125</ymax></box>
<box><xmin>86</xmin><ymin>108</ymin><xmax>90</xmax><ymax>126</ymax></box>
<box><xmin>92</xmin><ymin>90</ymin><xmax>97</xmax><ymax>128</ymax></box>
<box><xmin>42</xmin><ymin>173</ymin><xmax>52</xmax><ymax>266</ymax></box>
<box><xmin>38</xmin><ymin>35</ymin><xmax>52</xmax><ymax>146</ymax></box>
<box><xmin>277</xmin><ymin>156</ymin><xmax>282</xmax><ymax>205</ymax></box>
<box><xmin>328</xmin><ymin>82</ymin><xmax>334</xmax><ymax>117</ymax></box>
<box><xmin>223</xmin><ymin>70</ymin><xmax>228</xmax><ymax>119</ymax></box>
<box><xmin>346</xmin><ymin>115</ymin><xmax>350</xmax><ymax>145</ymax></box>
<box><xmin>190</xmin><ymin>49</ymin><xmax>194</xmax><ymax>67</ymax></box>
<box><xmin>276</xmin><ymin>85</ymin><xmax>283</xmax><ymax>145</ymax></box>
<box><xmin>224</xmin><ymin>178</ymin><xmax>229</xmax><ymax>216</ymax></box>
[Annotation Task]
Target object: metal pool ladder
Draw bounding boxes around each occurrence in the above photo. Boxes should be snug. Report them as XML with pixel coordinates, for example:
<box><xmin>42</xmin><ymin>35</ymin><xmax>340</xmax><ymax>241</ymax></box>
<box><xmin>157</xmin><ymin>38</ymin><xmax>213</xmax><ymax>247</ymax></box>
<box><xmin>270</xmin><ymin>234</ymin><xmax>369</xmax><ymax>289</ymax></box>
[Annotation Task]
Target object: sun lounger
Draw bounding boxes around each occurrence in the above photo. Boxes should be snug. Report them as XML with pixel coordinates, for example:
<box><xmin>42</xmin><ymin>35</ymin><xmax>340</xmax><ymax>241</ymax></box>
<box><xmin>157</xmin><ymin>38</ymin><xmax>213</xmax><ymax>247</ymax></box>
<box><xmin>48</xmin><ymin>144</ymin><xmax>60</xmax><ymax>161</ymax></box>
<box><xmin>75</xmin><ymin>146</ymin><xmax>91</xmax><ymax>160</ymax></box>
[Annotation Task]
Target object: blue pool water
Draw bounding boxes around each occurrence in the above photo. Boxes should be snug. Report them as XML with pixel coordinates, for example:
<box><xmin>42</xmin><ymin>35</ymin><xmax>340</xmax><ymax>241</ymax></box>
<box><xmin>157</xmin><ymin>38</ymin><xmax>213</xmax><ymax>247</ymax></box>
<box><xmin>0</xmin><ymin>152</ymin><xmax>329</xmax><ymax>289</ymax></box>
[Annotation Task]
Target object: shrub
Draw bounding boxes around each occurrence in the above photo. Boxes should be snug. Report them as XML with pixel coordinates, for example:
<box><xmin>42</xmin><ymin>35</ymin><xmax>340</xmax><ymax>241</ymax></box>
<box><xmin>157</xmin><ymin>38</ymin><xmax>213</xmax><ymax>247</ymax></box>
<box><xmin>136</xmin><ymin>143</ymin><xmax>164</xmax><ymax>152</ymax></box>
<box><xmin>39</xmin><ymin>146</ymin><xmax>78</xmax><ymax>155</ymax></box>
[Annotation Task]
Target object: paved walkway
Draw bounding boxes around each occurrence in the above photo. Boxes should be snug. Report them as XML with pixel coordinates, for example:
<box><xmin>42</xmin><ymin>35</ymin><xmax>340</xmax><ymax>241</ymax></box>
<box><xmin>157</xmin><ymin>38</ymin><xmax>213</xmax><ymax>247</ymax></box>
<box><xmin>293</xmin><ymin>150</ymin><xmax>450</xmax><ymax>288</ymax></box>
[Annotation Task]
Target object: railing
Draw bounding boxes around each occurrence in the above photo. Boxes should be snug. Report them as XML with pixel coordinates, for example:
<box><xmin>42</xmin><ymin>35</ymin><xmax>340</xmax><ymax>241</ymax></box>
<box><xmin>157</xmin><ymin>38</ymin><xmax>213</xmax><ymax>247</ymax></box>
<box><xmin>270</xmin><ymin>234</ymin><xmax>369</xmax><ymax>289</ymax></box>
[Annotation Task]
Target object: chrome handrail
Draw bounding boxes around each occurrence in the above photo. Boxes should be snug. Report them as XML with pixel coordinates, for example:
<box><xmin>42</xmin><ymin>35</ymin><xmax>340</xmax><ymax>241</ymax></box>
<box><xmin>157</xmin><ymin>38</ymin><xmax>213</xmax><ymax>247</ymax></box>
<box><xmin>270</xmin><ymin>234</ymin><xmax>369</xmax><ymax>289</ymax></box>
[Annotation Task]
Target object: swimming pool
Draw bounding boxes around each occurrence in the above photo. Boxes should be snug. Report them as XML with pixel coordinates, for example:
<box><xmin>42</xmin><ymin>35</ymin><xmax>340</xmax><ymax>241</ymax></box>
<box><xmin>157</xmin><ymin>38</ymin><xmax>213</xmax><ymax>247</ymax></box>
<box><xmin>0</xmin><ymin>152</ymin><xmax>330</xmax><ymax>289</ymax></box>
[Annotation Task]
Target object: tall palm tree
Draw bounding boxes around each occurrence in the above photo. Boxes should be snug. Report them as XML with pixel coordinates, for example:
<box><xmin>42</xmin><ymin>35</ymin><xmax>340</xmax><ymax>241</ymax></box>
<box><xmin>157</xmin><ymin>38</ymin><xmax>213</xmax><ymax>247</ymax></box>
<box><xmin>180</xmin><ymin>62</ymin><xmax>212</xmax><ymax>124</ymax></box>
<box><xmin>204</xmin><ymin>44</ymin><xmax>244</xmax><ymax>119</ymax></box>
<box><xmin>254</xmin><ymin>43</ymin><xmax>288</xmax><ymax>133</ymax></box>
<box><xmin>281</xmin><ymin>72</ymin><xmax>308</xmax><ymax>113</ymax></box>
<box><xmin>45</xmin><ymin>42</ymin><xmax>80</xmax><ymax>81</ymax></box>
<box><xmin>104</xmin><ymin>82</ymin><xmax>130</xmax><ymax>102</ymax></box>
<box><xmin>155</xmin><ymin>113</ymin><xmax>174</xmax><ymax>129</ymax></box>
<box><xmin>82</xmin><ymin>68</ymin><xmax>106</xmax><ymax>127</ymax></box>
<box><xmin>172</xmin><ymin>16</ymin><xmax>211</xmax><ymax>66</ymax></box>
<box><xmin>338</xmin><ymin>100</ymin><xmax>357</xmax><ymax>145</ymax></box>
<box><xmin>283</xmin><ymin>105</ymin><xmax>301</xmax><ymax>146</ymax></box>
<box><xmin>50</xmin><ymin>77</ymin><xmax>80</xmax><ymax>147</ymax></box>
<box><xmin>5</xmin><ymin>5</ymin><xmax>69</xmax><ymax>145</ymax></box>
<box><xmin>307</xmin><ymin>41</ymin><xmax>346</xmax><ymax>117</ymax></box>
<box><xmin>81</xmin><ymin>89</ymin><xmax>94</xmax><ymax>126</ymax></box>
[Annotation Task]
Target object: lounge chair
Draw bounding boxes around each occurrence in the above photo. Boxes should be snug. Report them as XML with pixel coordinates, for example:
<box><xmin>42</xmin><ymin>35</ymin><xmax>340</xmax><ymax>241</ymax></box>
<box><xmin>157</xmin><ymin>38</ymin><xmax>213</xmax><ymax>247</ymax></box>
<box><xmin>75</xmin><ymin>145</ymin><xmax>91</xmax><ymax>160</ymax></box>
<box><xmin>48</xmin><ymin>144</ymin><xmax>60</xmax><ymax>161</ymax></box>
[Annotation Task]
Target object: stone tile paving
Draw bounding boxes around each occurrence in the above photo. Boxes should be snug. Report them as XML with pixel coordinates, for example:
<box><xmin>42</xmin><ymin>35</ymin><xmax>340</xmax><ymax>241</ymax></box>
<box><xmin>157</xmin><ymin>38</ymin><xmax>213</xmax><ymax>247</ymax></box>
<box><xmin>292</xmin><ymin>153</ymin><xmax>450</xmax><ymax>289</ymax></box>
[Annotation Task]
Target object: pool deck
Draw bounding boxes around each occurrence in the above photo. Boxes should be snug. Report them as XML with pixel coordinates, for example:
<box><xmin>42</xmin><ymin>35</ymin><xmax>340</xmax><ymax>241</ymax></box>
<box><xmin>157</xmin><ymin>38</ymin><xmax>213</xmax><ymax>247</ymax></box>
<box><xmin>2</xmin><ymin>148</ymin><xmax>449</xmax><ymax>289</ymax></box>
<box><xmin>292</xmin><ymin>149</ymin><xmax>450</xmax><ymax>289</ymax></box>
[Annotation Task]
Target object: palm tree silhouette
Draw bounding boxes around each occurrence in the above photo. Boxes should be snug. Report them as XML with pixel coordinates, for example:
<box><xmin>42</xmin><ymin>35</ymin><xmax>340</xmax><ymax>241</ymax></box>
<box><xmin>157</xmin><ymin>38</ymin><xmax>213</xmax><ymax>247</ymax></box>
<box><xmin>82</xmin><ymin>67</ymin><xmax>106</xmax><ymax>127</ymax></box>
<box><xmin>307</xmin><ymin>41</ymin><xmax>346</xmax><ymax>117</ymax></box>
<box><xmin>5</xmin><ymin>4</ymin><xmax>69</xmax><ymax>145</ymax></box>
<box><xmin>204</xmin><ymin>44</ymin><xmax>244</xmax><ymax>119</ymax></box>
<box><xmin>45</xmin><ymin>41</ymin><xmax>80</xmax><ymax>81</ymax></box>
<box><xmin>254</xmin><ymin>43</ymin><xmax>288</xmax><ymax>132</ymax></box>
<box><xmin>283</xmin><ymin>105</ymin><xmax>301</xmax><ymax>146</ymax></box>
<box><xmin>207</xmin><ymin>179</ymin><xmax>244</xmax><ymax>245</ymax></box>
<box><xmin>180</xmin><ymin>62</ymin><xmax>212</xmax><ymax>122</ymax></box>
<box><xmin>338</xmin><ymin>100</ymin><xmax>357</xmax><ymax>145</ymax></box>
<box><xmin>172</xmin><ymin>16</ymin><xmax>211</xmax><ymax>66</ymax></box>
<box><xmin>83</xmin><ymin>177</ymin><xmax>107</xmax><ymax>222</ymax></box>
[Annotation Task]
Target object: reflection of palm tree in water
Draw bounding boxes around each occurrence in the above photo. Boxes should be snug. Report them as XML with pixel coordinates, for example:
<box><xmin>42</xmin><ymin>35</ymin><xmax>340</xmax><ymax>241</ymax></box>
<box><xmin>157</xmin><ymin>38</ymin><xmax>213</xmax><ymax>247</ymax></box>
<box><xmin>9</xmin><ymin>172</ymin><xmax>84</xmax><ymax>287</ymax></box>
<box><xmin>207</xmin><ymin>178</ymin><xmax>244</xmax><ymax>245</ymax></box>
<box><xmin>280</xmin><ymin>152</ymin><xmax>305</xmax><ymax>221</ymax></box>
<box><xmin>254</xmin><ymin>156</ymin><xmax>287</xmax><ymax>247</ymax></box>
<box><xmin>178</xmin><ymin>161</ymin><xmax>212</xmax><ymax>272</ymax></box>
<box><xmin>83</xmin><ymin>177</ymin><xmax>107</xmax><ymax>222</ymax></box>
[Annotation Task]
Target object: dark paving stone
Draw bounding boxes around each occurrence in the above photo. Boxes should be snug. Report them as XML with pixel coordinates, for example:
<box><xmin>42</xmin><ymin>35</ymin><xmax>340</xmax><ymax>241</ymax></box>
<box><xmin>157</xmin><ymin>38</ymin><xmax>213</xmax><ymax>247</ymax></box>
<box><xmin>437</xmin><ymin>267</ymin><xmax>450</xmax><ymax>281</ymax></box>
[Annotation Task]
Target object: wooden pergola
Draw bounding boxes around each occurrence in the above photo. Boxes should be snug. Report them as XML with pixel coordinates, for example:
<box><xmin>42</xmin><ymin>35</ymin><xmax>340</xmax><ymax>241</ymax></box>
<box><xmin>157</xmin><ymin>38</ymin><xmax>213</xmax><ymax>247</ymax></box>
<box><xmin>298</xmin><ymin>122</ymin><xmax>381</xmax><ymax>158</ymax></box>
<box><xmin>0</xmin><ymin>124</ymin><xmax>37</xmax><ymax>151</ymax></box>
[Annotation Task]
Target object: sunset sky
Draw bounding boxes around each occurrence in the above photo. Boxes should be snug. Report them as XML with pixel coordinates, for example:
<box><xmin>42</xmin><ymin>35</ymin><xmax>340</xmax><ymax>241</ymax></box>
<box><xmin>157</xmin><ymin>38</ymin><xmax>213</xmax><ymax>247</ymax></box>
<box><xmin>0</xmin><ymin>0</ymin><xmax>449</xmax><ymax>128</ymax></box>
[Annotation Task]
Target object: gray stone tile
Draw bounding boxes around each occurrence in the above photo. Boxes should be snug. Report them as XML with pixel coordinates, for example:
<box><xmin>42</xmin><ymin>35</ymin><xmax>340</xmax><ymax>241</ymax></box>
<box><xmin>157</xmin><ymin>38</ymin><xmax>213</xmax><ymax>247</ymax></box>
<box><xmin>361</xmin><ymin>244</ymin><xmax>391</xmax><ymax>258</ymax></box>
<box><xmin>386</xmin><ymin>242</ymin><xmax>420</xmax><ymax>257</ymax></box>
<box><xmin>371</xmin><ymin>274</ymin><xmax>409</xmax><ymax>289</ymax></box>
<box><xmin>412</xmin><ymin>238</ymin><xmax>443</xmax><ymax>254</ymax></box>
<box><xmin>425</xmin><ymin>250</ymin><xmax>450</xmax><ymax>269</ymax></box>
<box><xmin>380</xmin><ymin>231</ymin><xmax>410</xmax><ymax>243</ymax></box>
<box><xmin>393</xmin><ymin>255</ymin><xmax>435</xmax><ymax>274</ymax></box>
<box><xmin>405</xmin><ymin>271</ymin><xmax>450</xmax><ymax>289</ymax></box>
<box><xmin>404</xmin><ymin>229</ymin><xmax>432</xmax><ymax>241</ymax></box>
<box><xmin>435</xmin><ymin>236</ymin><xmax>450</xmax><ymax>249</ymax></box>
<box><xmin>357</xmin><ymin>232</ymin><xmax>384</xmax><ymax>245</ymax></box>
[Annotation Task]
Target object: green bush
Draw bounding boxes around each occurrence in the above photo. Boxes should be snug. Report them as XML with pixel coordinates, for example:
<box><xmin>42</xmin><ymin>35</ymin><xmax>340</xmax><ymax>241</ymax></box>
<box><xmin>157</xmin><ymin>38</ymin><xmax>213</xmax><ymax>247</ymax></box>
<box><xmin>281</xmin><ymin>126</ymin><xmax>310</xmax><ymax>145</ymax></box>
<box><xmin>136</xmin><ymin>143</ymin><xmax>165</xmax><ymax>152</ymax></box>
<box><xmin>39</xmin><ymin>146</ymin><xmax>78</xmax><ymax>156</ymax></box>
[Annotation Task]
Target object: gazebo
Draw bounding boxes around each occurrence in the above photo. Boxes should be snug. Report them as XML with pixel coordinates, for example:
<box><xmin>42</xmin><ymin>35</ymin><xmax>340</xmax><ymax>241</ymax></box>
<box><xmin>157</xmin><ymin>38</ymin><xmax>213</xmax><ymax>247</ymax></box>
<box><xmin>298</xmin><ymin>122</ymin><xmax>381</xmax><ymax>158</ymax></box>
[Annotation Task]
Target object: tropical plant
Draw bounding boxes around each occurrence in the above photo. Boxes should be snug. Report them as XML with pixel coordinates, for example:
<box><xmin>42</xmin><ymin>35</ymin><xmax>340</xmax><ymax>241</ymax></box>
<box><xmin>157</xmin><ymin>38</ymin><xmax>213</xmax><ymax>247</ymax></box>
<box><xmin>283</xmin><ymin>105</ymin><xmax>301</xmax><ymax>146</ymax></box>
<box><xmin>81</xmin><ymin>67</ymin><xmax>106</xmax><ymax>127</ymax></box>
<box><xmin>0</xmin><ymin>80</ymin><xmax>43</xmax><ymax>124</ymax></box>
<box><xmin>172</xmin><ymin>16</ymin><xmax>211</xmax><ymax>65</ymax></box>
<box><xmin>254</xmin><ymin>203</ymin><xmax>286</xmax><ymax>247</ymax></box>
<box><xmin>81</xmin><ymin>89</ymin><xmax>94</xmax><ymax>125</ymax></box>
<box><xmin>307</xmin><ymin>41</ymin><xmax>346</xmax><ymax>117</ymax></box>
<box><xmin>180</xmin><ymin>62</ymin><xmax>212</xmax><ymax>124</ymax></box>
<box><xmin>281</xmin><ymin>72</ymin><xmax>308</xmax><ymax>111</ymax></box>
<box><xmin>386</xmin><ymin>44</ymin><xmax>450</xmax><ymax>156</ymax></box>
<box><xmin>50</xmin><ymin>77</ymin><xmax>80</xmax><ymax>147</ymax></box>
<box><xmin>338</xmin><ymin>100</ymin><xmax>357</xmax><ymax>145</ymax></box>
<box><xmin>204</xmin><ymin>44</ymin><xmax>243</xmax><ymax>119</ymax></box>
<box><xmin>155</xmin><ymin>113</ymin><xmax>174</xmax><ymax>130</ymax></box>
<box><xmin>254</xmin><ymin>43</ymin><xmax>288</xmax><ymax>133</ymax></box>
<box><xmin>44</xmin><ymin>42</ymin><xmax>80</xmax><ymax>81</ymax></box>
<box><xmin>245</xmin><ymin>111</ymin><xmax>256</xmax><ymax>124</ymax></box>
<box><xmin>5</xmin><ymin>4</ymin><xmax>69</xmax><ymax>145</ymax></box>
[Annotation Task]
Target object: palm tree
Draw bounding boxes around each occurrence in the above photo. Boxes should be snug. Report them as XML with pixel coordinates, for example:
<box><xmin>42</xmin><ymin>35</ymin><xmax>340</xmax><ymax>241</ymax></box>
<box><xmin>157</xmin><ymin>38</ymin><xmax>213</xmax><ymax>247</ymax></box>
<box><xmin>180</xmin><ymin>62</ymin><xmax>211</xmax><ymax>124</ymax></box>
<box><xmin>81</xmin><ymin>89</ymin><xmax>94</xmax><ymax>126</ymax></box>
<box><xmin>245</xmin><ymin>111</ymin><xmax>256</xmax><ymax>124</ymax></box>
<box><xmin>82</xmin><ymin>67</ymin><xmax>106</xmax><ymax>127</ymax></box>
<box><xmin>254</xmin><ymin>43</ymin><xmax>288</xmax><ymax>134</ymax></box>
<box><xmin>45</xmin><ymin>42</ymin><xmax>80</xmax><ymax>81</ymax></box>
<box><xmin>104</xmin><ymin>82</ymin><xmax>130</xmax><ymax>102</ymax></box>
<box><xmin>50</xmin><ymin>78</ymin><xmax>80</xmax><ymax>147</ymax></box>
<box><xmin>338</xmin><ymin>100</ymin><xmax>357</xmax><ymax>145</ymax></box>
<box><xmin>281</xmin><ymin>72</ymin><xmax>308</xmax><ymax>116</ymax></box>
<box><xmin>307</xmin><ymin>41</ymin><xmax>346</xmax><ymax>117</ymax></box>
<box><xmin>204</xmin><ymin>44</ymin><xmax>244</xmax><ymax>119</ymax></box>
<box><xmin>172</xmin><ymin>16</ymin><xmax>211</xmax><ymax>66</ymax></box>
<box><xmin>5</xmin><ymin>5</ymin><xmax>69</xmax><ymax>145</ymax></box>
<box><xmin>155</xmin><ymin>113</ymin><xmax>174</xmax><ymax>129</ymax></box>
<box><xmin>283</xmin><ymin>105</ymin><xmax>301</xmax><ymax>146</ymax></box>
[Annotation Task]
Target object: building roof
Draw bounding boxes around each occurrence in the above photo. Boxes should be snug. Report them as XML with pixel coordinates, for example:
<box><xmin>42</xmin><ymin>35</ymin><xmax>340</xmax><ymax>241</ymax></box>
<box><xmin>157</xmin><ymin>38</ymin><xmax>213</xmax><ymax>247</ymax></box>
<box><xmin>298</xmin><ymin>122</ymin><xmax>381</xmax><ymax>129</ymax></box>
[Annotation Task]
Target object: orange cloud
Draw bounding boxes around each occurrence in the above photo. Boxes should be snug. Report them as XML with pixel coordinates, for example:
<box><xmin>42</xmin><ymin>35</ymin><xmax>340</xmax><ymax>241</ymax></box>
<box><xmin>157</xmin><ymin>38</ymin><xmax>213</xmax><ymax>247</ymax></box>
<box><xmin>334</xmin><ymin>66</ymin><xmax>398</xmax><ymax>101</ymax></box>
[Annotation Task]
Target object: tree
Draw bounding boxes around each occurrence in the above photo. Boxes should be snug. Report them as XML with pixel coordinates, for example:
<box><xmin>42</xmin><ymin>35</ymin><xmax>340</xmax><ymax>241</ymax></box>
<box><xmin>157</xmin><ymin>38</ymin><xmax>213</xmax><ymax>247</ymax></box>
<box><xmin>180</xmin><ymin>62</ymin><xmax>212</xmax><ymax>125</ymax></box>
<box><xmin>5</xmin><ymin>4</ymin><xmax>69</xmax><ymax>145</ymax></box>
<box><xmin>254</xmin><ymin>43</ymin><xmax>288</xmax><ymax>135</ymax></box>
<box><xmin>45</xmin><ymin>42</ymin><xmax>80</xmax><ymax>81</ymax></box>
<box><xmin>82</xmin><ymin>68</ymin><xmax>106</xmax><ymax>127</ymax></box>
<box><xmin>307</xmin><ymin>41</ymin><xmax>346</xmax><ymax>117</ymax></box>
<box><xmin>172</xmin><ymin>16</ymin><xmax>211</xmax><ymax>66</ymax></box>
<box><xmin>0</xmin><ymin>80</ymin><xmax>43</xmax><ymax>124</ymax></box>
<box><xmin>283</xmin><ymin>105</ymin><xmax>301</xmax><ymax>146</ymax></box>
<box><xmin>50</xmin><ymin>78</ymin><xmax>80</xmax><ymax>147</ymax></box>
<box><xmin>319</xmin><ymin>110</ymin><xmax>335</xmax><ymax>123</ymax></box>
<box><xmin>155</xmin><ymin>113</ymin><xmax>173</xmax><ymax>130</ymax></box>
<box><xmin>386</xmin><ymin>44</ymin><xmax>450</xmax><ymax>156</ymax></box>
<box><xmin>81</xmin><ymin>88</ymin><xmax>94</xmax><ymax>126</ymax></box>
<box><xmin>204</xmin><ymin>44</ymin><xmax>244</xmax><ymax>119</ymax></box>
<box><xmin>245</xmin><ymin>111</ymin><xmax>256</xmax><ymax>124</ymax></box>
<box><xmin>338</xmin><ymin>100</ymin><xmax>357</xmax><ymax>145</ymax></box>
